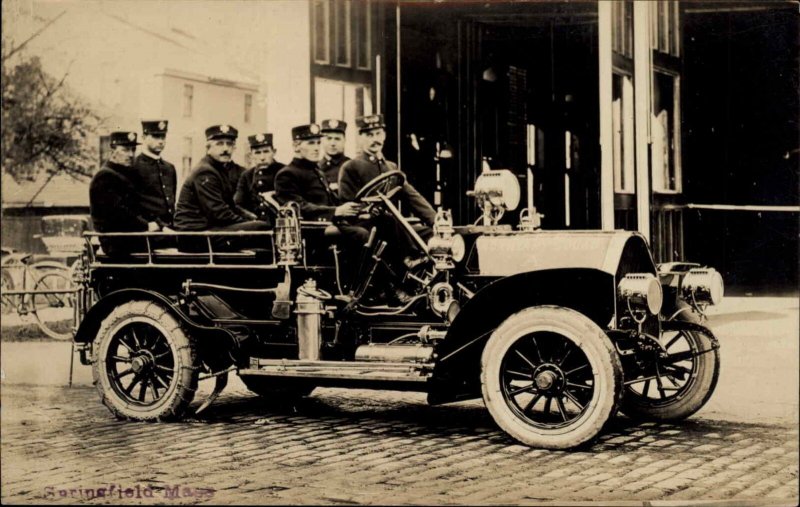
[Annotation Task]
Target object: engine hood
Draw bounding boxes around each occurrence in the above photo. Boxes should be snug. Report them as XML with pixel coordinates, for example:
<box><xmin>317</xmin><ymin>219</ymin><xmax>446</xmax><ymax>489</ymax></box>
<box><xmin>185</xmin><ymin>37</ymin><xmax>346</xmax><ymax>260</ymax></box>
<box><xmin>473</xmin><ymin>230</ymin><xmax>657</xmax><ymax>278</ymax></box>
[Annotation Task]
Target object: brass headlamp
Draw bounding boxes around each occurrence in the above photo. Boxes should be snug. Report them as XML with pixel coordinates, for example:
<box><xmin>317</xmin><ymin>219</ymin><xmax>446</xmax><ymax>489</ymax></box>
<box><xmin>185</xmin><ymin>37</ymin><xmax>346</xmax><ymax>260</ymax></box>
<box><xmin>680</xmin><ymin>268</ymin><xmax>724</xmax><ymax>306</ymax></box>
<box><xmin>617</xmin><ymin>273</ymin><xmax>663</xmax><ymax>316</ymax></box>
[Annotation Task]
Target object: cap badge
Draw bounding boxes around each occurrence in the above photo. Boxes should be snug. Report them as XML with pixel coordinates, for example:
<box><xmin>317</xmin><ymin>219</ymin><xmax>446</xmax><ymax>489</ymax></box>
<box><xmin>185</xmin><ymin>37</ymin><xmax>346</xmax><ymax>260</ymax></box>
<box><xmin>256</xmin><ymin>133</ymin><xmax>265</xmax><ymax>142</ymax></box>
<box><xmin>127</xmin><ymin>132</ymin><xmax>136</xmax><ymax>141</ymax></box>
<box><xmin>329</xmin><ymin>119</ymin><xmax>339</xmax><ymax>129</ymax></box>
<box><xmin>158</xmin><ymin>121</ymin><xmax>166</xmax><ymax>130</ymax></box>
<box><xmin>368</xmin><ymin>115</ymin><xmax>378</xmax><ymax>124</ymax></box>
<box><xmin>310</xmin><ymin>124</ymin><xmax>320</xmax><ymax>134</ymax></box>
<box><xmin>220</xmin><ymin>125</ymin><xmax>230</xmax><ymax>134</ymax></box>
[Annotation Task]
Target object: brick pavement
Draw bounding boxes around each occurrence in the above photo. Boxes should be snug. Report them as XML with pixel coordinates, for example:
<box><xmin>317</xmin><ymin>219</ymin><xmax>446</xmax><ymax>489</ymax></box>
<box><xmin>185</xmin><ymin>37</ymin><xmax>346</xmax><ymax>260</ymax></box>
<box><xmin>1</xmin><ymin>384</ymin><xmax>798</xmax><ymax>505</ymax></box>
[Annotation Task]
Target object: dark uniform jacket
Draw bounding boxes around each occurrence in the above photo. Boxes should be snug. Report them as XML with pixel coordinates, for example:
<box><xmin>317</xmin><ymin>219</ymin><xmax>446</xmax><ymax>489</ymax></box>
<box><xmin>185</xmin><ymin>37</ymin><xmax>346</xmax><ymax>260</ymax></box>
<box><xmin>274</xmin><ymin>157</ymin><xmax>340</xmax><ymax>221</ymax></box>
<box><xmin>89</xmin><ymin>161</ymin><xmax>149</xmax><ymax>255</ymax></box>
<box><xmin>234</xmin><ymin>161</ymin><xmax>285</xmax><ymax>214</ymax></box>
<box><xmin>131</xmin><ymin>152</ymin><xmax>177</xmax><ymax>228</ymax></box>
<box><xmin>319</xmin><ymin>153</ymin><xmax>350</xmax><ymax>189</ymax></box>
<box><xmin>174</xmin><ymin>155</ymin><xmax>247</xmax><ymax>230</ymax></box>
<box><xmin>339</xmin><ymin>152</ymin><xmax>437</xmax><ymax>225</ymax></box>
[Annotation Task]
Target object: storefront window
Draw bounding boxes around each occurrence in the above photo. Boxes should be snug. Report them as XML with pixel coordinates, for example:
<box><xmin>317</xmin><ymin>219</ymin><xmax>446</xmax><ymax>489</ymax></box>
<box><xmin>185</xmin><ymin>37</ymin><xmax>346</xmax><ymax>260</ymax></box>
<box><xmin>652</xmin><ymin>71</ymin><xmax>681</xmax><ymax>192</ymax></box>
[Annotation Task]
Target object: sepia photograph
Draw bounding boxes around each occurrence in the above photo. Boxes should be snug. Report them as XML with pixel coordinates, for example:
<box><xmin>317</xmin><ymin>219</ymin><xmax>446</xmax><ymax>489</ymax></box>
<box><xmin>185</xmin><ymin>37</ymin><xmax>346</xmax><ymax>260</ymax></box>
<box><xmin>1</xmin><ymin>0</ymin><xmax>798</xmax><ymax>504</ymax></box>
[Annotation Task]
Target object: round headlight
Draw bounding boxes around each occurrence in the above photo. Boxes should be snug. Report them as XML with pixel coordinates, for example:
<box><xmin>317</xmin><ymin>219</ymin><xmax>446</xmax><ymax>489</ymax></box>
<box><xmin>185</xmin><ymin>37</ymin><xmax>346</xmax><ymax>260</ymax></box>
<box><xmin>618</xmin><ymin>273</ymin><xmax>663</xmax><ymax>315</ymax></box>
<box><xmin>681</xmin><ymin>268</ymin><xmax>724</xmax><ymax>306</ymax></box>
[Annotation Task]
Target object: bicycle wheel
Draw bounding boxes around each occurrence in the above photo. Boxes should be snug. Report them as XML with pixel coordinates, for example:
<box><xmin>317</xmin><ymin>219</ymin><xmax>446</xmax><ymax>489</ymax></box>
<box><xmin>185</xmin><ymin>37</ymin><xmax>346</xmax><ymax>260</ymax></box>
<box><xmin>31</xmin><ymin>270</ymin><xmax>74</xmax><ymax>340</ymax></box>
<box><xmin>1</xmin><ymin>268</ymin><xmax>14</xmax><ymax>314</ymax></box>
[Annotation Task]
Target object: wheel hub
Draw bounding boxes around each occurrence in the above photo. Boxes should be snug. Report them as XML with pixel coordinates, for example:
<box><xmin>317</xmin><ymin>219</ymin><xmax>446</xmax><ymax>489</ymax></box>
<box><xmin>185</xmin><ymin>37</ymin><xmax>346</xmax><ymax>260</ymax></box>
<box><xmin>532</xmin><ymin>364</ymin><xmax>565</xmax><ymax>394</ymax></box>
<box><xmin>131</xmin><ymin>355</ymin><xmax>152</xmax><ymax>373</ymax></box>
<box><xmin>535</xmin><ymin>370</ymin><xmax>557</xmax><ymax>390</ymax></box>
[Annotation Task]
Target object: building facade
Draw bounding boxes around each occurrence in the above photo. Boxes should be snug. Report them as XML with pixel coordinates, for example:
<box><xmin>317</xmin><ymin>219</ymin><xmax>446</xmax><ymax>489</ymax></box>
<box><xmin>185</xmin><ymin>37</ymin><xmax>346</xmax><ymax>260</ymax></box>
<box><xmin>305</xmin><ymin>0</ymin><xmax>797</xmax><ymax>293</ymax></box>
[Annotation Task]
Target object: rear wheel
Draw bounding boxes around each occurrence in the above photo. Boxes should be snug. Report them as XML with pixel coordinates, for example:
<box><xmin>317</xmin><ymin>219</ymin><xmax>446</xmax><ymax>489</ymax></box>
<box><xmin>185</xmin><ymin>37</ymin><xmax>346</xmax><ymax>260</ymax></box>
<box><xmin>240</xmin><ymin>376</ymin><xmax>315</xmax><ymax>402</ymax></box>
<box><xmin>481</xmin><ymin>306</ymin><xmax>622</xmax><ymax>449</ymax></box>
<box><xmin>92</xmin><ymin>300</ymin><xmax>198</xmax><ymax>421</ymax></box>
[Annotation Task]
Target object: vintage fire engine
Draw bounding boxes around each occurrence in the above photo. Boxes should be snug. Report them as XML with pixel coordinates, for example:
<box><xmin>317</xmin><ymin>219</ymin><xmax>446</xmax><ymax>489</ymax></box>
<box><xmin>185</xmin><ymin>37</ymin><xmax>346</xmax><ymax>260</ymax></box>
<box><xmin>72</xmin><ymin>169</ymin><xmax>723</xmax><ymax>449</ymax></box>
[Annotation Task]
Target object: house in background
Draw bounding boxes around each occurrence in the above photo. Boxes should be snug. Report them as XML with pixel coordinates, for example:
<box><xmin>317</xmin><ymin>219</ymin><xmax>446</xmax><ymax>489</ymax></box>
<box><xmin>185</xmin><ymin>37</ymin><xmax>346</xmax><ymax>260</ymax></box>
<box><xmin>4</xmin><ymin>1</ymin><xmax>271</xmax><ymax>182</ymax></box>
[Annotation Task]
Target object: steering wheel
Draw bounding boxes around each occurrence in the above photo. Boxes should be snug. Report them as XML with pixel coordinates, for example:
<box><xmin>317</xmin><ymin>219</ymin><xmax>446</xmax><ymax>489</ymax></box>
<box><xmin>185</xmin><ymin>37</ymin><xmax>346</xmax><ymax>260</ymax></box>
<box><xmin>355</xmin><ymin>170</ymin><xmax>406</xmax><ymax>203</ymax></box>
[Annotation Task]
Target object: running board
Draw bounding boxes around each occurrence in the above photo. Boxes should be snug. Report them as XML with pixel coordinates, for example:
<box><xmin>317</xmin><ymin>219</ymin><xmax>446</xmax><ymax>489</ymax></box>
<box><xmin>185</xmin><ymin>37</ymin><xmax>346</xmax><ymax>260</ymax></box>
<box><xmin>240</xmin><ymin>358</ymin><xmax>433</xmax><ymax>383</ymax></box>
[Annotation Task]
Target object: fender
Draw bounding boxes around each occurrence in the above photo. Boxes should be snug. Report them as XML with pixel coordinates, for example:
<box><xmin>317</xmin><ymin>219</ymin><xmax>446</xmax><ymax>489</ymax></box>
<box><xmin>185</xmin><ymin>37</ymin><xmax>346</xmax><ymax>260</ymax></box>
<box><xmin>74</xmin><ymin>288</ymin><xmax>239</xmax><ymax>366</ymax></box>
<box><xmin>429</xmin><ymin>268</ymin><xmax>616</xmax><ymax>404</ymax></box>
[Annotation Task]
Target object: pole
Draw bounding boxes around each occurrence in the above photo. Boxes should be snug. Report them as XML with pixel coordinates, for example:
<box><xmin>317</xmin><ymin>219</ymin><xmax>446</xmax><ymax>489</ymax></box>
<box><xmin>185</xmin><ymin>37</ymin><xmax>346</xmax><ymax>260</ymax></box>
<box><xmin>395</xmin><ymin>4</ymin><xmax>402</xmax><ymax>167</ymax></box>
<box><xmin>598</xmin><ymin>0</ymin><xmax>614</xmax><ymax>230</ymax></box>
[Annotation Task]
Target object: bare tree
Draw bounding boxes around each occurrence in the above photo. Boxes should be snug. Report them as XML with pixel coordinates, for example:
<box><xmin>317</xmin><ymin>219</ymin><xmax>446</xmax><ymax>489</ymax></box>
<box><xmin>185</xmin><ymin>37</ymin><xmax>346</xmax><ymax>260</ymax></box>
<box><xmin>1</xmin><ymin>12</ymin><xmax>101</xmax><ymax>186</ymax></box>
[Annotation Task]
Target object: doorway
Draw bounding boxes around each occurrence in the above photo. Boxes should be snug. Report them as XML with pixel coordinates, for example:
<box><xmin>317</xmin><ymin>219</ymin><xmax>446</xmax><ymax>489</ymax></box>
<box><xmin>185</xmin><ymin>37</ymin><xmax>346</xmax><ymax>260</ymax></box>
<box><xmin>397</xmin><ymin>3</ymin><xmax>601</xmax><ymax>228</ymax></box>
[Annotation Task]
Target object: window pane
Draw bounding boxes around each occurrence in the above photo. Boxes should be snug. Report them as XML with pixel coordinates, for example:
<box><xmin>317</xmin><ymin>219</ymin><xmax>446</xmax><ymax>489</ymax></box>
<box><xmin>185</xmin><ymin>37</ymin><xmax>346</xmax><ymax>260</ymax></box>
<box><xmin>669</xmin><ymin>2</ymin><xmax>681</xmax><ymax>56</ymax></box>
<box><xmin>660</xmin><ymin>1</ymin><xmax>670</xmax><ymax>53</ymax></box>
<box><xmin>334</xmin><ymin>0</ymin><xmax>351</xmax><ymax>66</ymax></box>
<box><xmin>244</xmin><ymin>94</ymin><xmax>252</xmax><ymax>123</ymax></box>
<box><xmin>314</xmin><ymin>78</ymin><xmax>371</xmax><ymax>155</ymax></box>
<box><xmin>183</xmin><ymin>84</ymin><xmax>193</xmax><ymax>118</ymax></box>
<box><xmin>313</xmin><ymin>0</ymin><xmax>330</xmax><ymax>64</ymax></box>
<box><xmin>624</xmin><ymin>1</ymin><xmax>633</xmax><ymax>56</ymax></box>
<box><xmin>354</xmin><ymin>0</ymin><xmax>371</xmax><ymax>69</ymax></box>
<box><xmin>652</xmin><ymin>72</ymin><xmax>679</xmax><ymax>192</ymax></box>
<box><xmin>612</xmin><ymin>0</ymin><xmax>622</xmax><ymax>54</ymax></box>
<box><xmin>612</xmin><ymin>74</ymin><xmax>635</xmax><ymax>193</ymax></box>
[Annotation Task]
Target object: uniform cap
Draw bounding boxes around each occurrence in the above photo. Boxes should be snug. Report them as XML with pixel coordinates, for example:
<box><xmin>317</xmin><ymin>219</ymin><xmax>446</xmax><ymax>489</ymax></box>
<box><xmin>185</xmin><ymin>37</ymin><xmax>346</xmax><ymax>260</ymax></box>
<box><xmin>355</xmin><ymin>114</ymin><xmax>385</xmax><ymax>132</ymax></box>
<box><xmin>205</xmin><ymin>124</ymin><xmax>239</xmax><ymax>140</ymax></box>
<box><xmin>110</xmin><ymin>131</ymin><xmax>140</xmax><ymax>147</ymax></box>
<box><xmin>142</xmin><ymin>120</ymin><xmax>168</xmax><ymax>135</ymax></box>
<box><xmin>248</xmin><ymin>132</ymin><xmax>274</xmax><ymax>148</ymax></box>
<box><xmin>320</xmin><ymin>119</ymin><xmax>347</xmax><ymax>134</ymax></box>
<box><xmin>292</xmin><ymin>123</ymin><xmax>323</xmax><ymax>141</ymax></box>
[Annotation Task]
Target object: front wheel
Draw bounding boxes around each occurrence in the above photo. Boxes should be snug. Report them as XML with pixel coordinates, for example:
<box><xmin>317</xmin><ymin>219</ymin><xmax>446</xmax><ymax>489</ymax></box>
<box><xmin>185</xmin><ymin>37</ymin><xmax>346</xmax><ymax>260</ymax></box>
<box><xmin>481</xmin><ymin>306</ymin><xmax>623</xmax><ymax>449</ymax></box>
<box><xmin>620</xmin><ymin>313</ymin><xmax>720</xmax><ymax>421</ymax></box>
<box><xmin>92</xmin><ymin>300</ymin><xmax>198</xmax><ymax>421</ymax></box>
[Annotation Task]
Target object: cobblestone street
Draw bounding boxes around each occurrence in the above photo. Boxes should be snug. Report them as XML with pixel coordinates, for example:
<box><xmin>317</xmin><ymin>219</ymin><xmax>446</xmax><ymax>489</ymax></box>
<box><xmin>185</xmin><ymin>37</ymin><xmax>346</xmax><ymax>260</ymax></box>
<box><xmin>2</xmin><ymin>383</ymin><xmax>798</xmax><ymax>505</ymax></box>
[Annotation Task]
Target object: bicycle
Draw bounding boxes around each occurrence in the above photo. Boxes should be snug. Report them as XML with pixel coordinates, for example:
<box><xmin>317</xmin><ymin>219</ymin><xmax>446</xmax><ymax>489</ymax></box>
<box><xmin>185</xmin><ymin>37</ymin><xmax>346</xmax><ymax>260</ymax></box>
<box><xmin>1</xmin><ymin>248</ymin><xmax>75</xmax><ymax>340</ymax></box>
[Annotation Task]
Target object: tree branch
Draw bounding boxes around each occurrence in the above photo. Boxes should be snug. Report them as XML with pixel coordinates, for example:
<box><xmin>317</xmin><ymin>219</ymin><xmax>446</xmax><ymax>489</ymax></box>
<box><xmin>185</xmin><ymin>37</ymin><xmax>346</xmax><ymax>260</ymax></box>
<box><xmin>2</xmin><ymin>11</ymin><xmax>66</xmax><ymax>63</ymax></box>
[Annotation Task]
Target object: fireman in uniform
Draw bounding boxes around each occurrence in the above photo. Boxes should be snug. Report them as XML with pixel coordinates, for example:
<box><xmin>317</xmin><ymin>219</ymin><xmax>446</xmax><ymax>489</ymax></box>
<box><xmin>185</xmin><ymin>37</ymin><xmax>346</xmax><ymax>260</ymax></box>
<box><xmin>318</xmin><ymin>119</ymin><xmax>349</xmax><ymax>193</ymax></box>
<box><xmin>338</xmin><ymin>115</ymin><xmax>437</xmax><ymax>303</ymax></box>
<box><xmin>339</xmin><ymin>114</ymin><xmax>436</xmax><ymax>227</ymax></box>
<box><xmin>89</xmin><ymin>131</ymin><xmax>155</xmax><ymax>256</ymax></box>
<box><xmin>339</xmin><ymin>114</ymin><xmax>436</xmax><ymax>264</ymax></box>
<box><xmin>234</xmin><ymin>132</ymin><xmax>284</xmax><ymax>220</ymax></box>
<box><xmin>274</xmin><ymin>123</ymin><xmax>362</xmax><ymax>224</ymax></box>
<box><xmin>132</xmin><ymin>120</ymin><xmax>177</xmax><ymax>231</ymax></box>
<box><xmin>174</xmin><ymin>124</ymin><xmax>268</xmax><ymax>251</ymax></box>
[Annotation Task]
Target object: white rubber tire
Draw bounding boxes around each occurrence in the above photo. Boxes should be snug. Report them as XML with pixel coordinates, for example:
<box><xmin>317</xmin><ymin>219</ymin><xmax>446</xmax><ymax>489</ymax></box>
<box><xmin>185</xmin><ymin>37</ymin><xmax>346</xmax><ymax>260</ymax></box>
<box><xmin>481</xmin><ymin>306</ymin><xmax>623</xmax><ymax>449</ymax></box>
<box><xmin>92</xmin><ymin>300</ymin><xmax>197</xmax><ymax>421</ymax></box>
